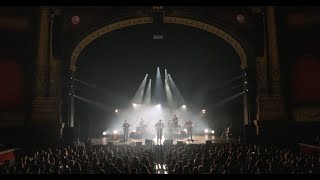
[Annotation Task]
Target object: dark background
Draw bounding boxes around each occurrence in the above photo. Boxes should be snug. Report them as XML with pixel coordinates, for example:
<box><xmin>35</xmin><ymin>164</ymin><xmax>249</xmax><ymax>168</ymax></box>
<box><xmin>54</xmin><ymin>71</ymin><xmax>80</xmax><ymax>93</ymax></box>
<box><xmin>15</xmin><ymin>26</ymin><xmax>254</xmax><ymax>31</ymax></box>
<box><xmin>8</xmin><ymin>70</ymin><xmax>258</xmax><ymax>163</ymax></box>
<box><xmin>75</xmin><ymin>23</ymin><xmax>243</xmax><ymax>139</ymax></box>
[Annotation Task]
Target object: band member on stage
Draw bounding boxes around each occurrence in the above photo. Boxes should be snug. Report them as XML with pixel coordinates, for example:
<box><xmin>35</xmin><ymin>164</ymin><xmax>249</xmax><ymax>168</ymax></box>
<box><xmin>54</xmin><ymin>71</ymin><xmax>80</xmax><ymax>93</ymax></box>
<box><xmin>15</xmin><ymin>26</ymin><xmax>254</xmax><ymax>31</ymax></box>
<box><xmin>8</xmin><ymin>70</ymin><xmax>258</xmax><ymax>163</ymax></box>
<box><xmin>155</xmin><ymin>120</ymin><xmax>165</xmax><ymax>144</ymax></box>
<box><xmin>122</xmin><ymin>120</ymin><xmax>131</xmax><ymax>141</ymax></box>
<box><xmin>139</xmin><ymin>118</ymin><xmax>146</xmax><ymax>134</ymax></box>
<box><xmin>185</xmin><ymin>119</ymin><xmax>193</xmax><ymax>140</ymax></box>
<box><xmin>172</xmin><ymin>114</ymin><xmax>179</xmax><ymax>134</ymax></box>
<box><xmin>139</xmin><ymin>118</ymin><xmax>145</xmax><ymax>127</ymax></box>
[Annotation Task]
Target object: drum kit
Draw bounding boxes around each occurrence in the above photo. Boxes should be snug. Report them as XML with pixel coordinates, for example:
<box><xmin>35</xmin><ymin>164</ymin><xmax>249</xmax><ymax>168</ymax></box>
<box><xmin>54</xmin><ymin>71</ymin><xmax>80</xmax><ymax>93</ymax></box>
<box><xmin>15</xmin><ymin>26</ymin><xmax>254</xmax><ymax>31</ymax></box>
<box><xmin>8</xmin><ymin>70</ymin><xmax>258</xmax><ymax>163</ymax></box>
<box><xmin>136</xmin><ymin>125</ymin><xmax>147</xmax><ymax>134</ymax></box>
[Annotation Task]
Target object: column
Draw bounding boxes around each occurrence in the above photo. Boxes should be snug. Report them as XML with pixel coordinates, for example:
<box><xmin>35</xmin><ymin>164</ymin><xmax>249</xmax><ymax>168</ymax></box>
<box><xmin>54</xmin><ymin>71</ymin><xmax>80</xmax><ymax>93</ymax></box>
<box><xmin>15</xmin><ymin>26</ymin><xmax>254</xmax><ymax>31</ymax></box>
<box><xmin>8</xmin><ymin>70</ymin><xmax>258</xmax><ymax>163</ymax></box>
<box><xmin>49</xmin><ymin>7</ymin><xmax>63</xmax><ymax>98</ymax></box>
<box><xmin>31</xmin><ymin>7</ymin><xmax>61</xmax><ymax>146</ymax></box>
<box><xmin>256</xmin><ymin>8</ymin><xmax>268</xmax><ymax>96</ymax></box>
<box><xmin>35</xmin><ymin>6</ymin><xmax>50</xmax><ymax>97</ymax></box>
<box><xmin>266</xmin><ymin>6</ymin><xmax>281</xmax><ymax>95</ymax></box>
<box><xmin>252</xmin><ymin>7</ymin><xmax>290</xmax><ymax>143</ymax></box>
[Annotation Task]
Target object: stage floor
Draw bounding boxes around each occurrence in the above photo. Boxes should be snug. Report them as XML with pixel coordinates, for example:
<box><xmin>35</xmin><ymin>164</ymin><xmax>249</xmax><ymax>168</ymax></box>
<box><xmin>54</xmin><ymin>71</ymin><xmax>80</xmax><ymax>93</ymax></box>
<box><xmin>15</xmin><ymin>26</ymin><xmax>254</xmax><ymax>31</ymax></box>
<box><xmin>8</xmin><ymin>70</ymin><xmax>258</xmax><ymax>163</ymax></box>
<box><xmin>90</xmin><ymin>135</ymin><xmax>236</xmax><ymax>146</ymax></box>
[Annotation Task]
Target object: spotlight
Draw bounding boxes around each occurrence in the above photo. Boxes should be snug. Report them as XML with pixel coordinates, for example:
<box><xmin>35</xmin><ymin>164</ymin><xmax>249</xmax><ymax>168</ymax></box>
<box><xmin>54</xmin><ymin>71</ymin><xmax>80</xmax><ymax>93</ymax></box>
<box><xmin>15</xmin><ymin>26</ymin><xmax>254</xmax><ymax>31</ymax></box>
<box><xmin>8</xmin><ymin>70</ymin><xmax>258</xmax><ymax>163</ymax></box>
<box><xmin>103</xmin><ymin>131</ymin><xmax>107</xmax><ymax>136</ymax></box>
<box><xmin>201</xmin><ymin>109</ymin><xmax>206</xmax><ymax>114</ymax></box>
<box><xmin>204</xmin><ymin>129</ymin><xmax>209</xmax><ymax>133</ymax></box>
<box><xmin>245</xmin><ymin>81</ymin><xmax>248</xmax><ymax>84</ymax></box>
<box><xmin>115</xmin><ymin>109</ymin><xmax>118</xmax><ymax>113</ymax></box>
<box><xmin>113</xmin><ymin>130</ymin><xmax>118</xmax><ymax>135</ymax></box>
<box><xmin>211</xmin><ymin>130</ymin><xmax>215</xmax><ymax>134</ymax></box>
<box><xmin>181</xmin><ymin>105</ymin><xmax>186</xmax><ymax>109</ymax></box>
<box><xmin>133</xmin><ymin>103</ymin><xmax>137</xmax><ymax>107</ymax></box>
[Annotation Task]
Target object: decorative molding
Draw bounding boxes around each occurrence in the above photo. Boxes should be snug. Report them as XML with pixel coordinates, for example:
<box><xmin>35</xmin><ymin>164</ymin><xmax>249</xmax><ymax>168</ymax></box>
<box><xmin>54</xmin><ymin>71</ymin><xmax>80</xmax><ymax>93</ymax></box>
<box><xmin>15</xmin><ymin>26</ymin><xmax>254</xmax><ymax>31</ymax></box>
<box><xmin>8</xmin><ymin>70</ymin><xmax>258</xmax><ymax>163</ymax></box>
<box><xmin>164</xmin><ymin>17</ymin><xmax>247</xmax><ymax>69</ymax></box>
<box><xmin>293</xmin><ymin>106</ymin><xmax>320</xmax><ymax>122</ymax></box>
<box><xmin>70</xmin><ymin>16</ymin><xmax>248</xmax><ymax>71</ymax></box>
<box><xmin>256</xmin><ymin>57</ymin><xmax>268</xmax><ymax>95</ymax></box>
<box><xmin>259</xmin><ymin>101</ymin><xmax>281</xmax><ymax>113</ymax></box>
<box><xmin>70</xmin><ymin>17</ymin><xmax>153</xmax><ymax>71</ymax></box>
<box><xmin>256</xmin><ymin>95</ymin><xmax>287</xmax><ymax>121</ymax></box>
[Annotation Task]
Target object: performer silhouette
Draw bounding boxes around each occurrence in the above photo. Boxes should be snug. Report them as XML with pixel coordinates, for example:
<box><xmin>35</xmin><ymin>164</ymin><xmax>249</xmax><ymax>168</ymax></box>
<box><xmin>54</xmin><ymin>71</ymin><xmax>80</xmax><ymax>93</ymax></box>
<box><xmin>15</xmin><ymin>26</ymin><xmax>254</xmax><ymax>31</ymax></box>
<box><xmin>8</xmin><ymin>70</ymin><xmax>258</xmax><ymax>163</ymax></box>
<box><xmin>172</xmin><ymin>114</ymin><xmax>179</xmax><ymax>134</ymax></box>
<box><xmin>122</xmin><ymin>120</ymin><xmax>131</xmax><ymax>141</ymax></box>
<box><xmin>185</xmin><ymin>119</ymin><xmax>193</xmax><ymax>140</ymax></box>
<box><xmin>155</xmin><ymin>120</ymin><xmax>165</xmax><ymax>144</ymax></box>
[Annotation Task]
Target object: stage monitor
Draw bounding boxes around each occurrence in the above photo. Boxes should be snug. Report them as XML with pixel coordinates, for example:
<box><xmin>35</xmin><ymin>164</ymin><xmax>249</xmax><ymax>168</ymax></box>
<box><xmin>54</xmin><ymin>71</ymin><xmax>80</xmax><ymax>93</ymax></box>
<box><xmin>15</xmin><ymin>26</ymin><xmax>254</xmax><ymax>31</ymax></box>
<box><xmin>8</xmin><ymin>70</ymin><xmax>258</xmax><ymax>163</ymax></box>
<box><xmin>164</xmin><ymin>139</ymin><xmax>173</xmax><ymax>146</ymax></box>
<box><xmin>145</xmin><ymin>139</ymin><xmax>154</xmax><ymax>147</ymax></box>
<box><xmin>177</xmin><ymin>141</ymin><xmax>184</xmax><ymax>146</ymax></box>
<box><xmin>206</xmin><ymin>140</ymin><xmax>212</xmax><ymax>145</ymax></box>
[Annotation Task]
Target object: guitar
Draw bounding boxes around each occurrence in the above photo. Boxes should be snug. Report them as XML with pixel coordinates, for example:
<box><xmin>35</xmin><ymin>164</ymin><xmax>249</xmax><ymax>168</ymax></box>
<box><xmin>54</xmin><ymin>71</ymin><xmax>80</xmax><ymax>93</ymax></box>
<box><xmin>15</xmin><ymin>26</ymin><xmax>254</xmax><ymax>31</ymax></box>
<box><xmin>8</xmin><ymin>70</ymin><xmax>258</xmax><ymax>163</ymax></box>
<box><xmin>155</xmin><ymin>123</ymin><xmax>165</xmax><ymax>130</ymax></box>
<box><xmin>172</xmin><ymin>117</ymin><xmax>178</xmax><ymax>126</ymax></box>
<box><xmin>185</xmin><ymin>122</ymin><xmax>193</xmax><ymax>130</ymax></box>
<box><xmin>123</xmin><ymin>123</ymin><xmax>132</xmax><ymax>131</ymax></box>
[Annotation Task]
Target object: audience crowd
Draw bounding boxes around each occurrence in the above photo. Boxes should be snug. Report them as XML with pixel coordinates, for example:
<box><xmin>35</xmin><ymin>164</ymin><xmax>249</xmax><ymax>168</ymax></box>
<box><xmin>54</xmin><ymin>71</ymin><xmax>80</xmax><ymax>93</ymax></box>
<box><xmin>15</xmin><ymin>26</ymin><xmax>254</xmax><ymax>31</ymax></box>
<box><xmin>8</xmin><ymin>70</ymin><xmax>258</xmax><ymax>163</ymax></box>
<box><xmin>0</xmin><ymin>143</ymin><xmax>319</xmax><ymax>174</ymax></box>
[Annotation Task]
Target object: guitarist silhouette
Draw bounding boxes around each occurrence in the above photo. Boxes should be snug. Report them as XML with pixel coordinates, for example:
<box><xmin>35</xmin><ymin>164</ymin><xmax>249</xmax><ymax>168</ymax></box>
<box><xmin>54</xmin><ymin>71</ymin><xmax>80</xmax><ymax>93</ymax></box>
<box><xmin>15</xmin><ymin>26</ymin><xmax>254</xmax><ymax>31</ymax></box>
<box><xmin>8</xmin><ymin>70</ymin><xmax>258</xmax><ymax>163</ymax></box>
<box><xmin>122</xmin><ymin>120</ymin><xmax>131</xmax><ymax>141</ymax></box>
<box><xmin>185</xmin><ymin>119</ymin><xmax>194</xmax><ymax>140</ymax></box>
<box><xmin>155</xmin><ymin>120</ymin><xmax>165</xmax><ymax>144</ymax></box>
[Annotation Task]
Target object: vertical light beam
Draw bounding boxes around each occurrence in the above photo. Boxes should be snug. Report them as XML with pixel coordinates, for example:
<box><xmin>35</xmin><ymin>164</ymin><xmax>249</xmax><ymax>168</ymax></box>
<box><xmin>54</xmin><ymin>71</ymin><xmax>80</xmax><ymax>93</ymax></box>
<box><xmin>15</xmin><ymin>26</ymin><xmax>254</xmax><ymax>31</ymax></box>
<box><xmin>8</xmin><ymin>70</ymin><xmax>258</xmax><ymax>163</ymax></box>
<box><xmin>168</xmin><ymin>74</ymin><xmax>185</xmax><ymax>107</ymax></box>
<box><xmin>143</xmin><ymin>79</ymin><xmax>152</xmax><ymax>105</ymax></box>
<box><xmin>131</xmin><ymin>74</ymin><xmax>148</xmax><ymax>104</ymax></box>
<box><xmin>154</xmin><ymin>67</ymin><xmax>164</xmax><ymax>104</ymax></box>
<box><xmin>165</xmin><ymin>78</ymin><xmax>175</xmax><ymax>108</ymax></box>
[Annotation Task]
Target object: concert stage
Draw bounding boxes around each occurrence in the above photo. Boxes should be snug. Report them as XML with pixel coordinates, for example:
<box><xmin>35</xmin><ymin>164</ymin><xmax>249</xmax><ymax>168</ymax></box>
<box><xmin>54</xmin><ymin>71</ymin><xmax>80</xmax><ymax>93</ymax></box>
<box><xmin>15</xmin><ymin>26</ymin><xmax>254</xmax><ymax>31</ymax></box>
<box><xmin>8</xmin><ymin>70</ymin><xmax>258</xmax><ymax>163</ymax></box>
<box><xmin>90</xmin><ymin>135</ymin><xmax>236</xmax><ymax>146</ymax></box>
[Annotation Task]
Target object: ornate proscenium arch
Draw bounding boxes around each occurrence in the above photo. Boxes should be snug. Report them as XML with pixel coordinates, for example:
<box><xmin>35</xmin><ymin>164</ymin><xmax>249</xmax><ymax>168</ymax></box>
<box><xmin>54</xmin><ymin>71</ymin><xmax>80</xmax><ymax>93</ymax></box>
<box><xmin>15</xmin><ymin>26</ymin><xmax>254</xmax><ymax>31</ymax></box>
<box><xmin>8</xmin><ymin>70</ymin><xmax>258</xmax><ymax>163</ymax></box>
<box><xmin>163</xmin><ymin>17</ymin><xmax>247</xmax><ymax>69</ymax></box>
<box><xmin>69</xmin><ymin>17</ymin><xmax>154</xmax><ymax>72</ymax></box>
<box><xmin>69</xmin><ymin>16</ymin><xmax>248</xmax><ymax>71</ymax></box>
<box><xmin>68</xmin><ymin>16</ymin><xmax>250</xmax><ymax>128</ymax></box>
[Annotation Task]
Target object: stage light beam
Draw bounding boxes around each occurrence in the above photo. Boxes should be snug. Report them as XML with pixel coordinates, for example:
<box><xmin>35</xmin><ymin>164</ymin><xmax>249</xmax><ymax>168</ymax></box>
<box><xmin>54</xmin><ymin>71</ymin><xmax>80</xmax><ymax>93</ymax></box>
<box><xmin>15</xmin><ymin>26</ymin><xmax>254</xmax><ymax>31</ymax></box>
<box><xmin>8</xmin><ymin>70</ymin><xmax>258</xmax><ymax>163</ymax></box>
<box><xmin>168</xmin><ymin>74</ymin><xmax>186</xmax><ymax>107</ymax></box>
<box><xmin>131</xmin><ymin>74</ymin><xmax>148</xmax><ymax>104</ymax></box>
<box><xmin>154</xmin><ymin>67</ymin><xmax>164</xmax><ymax>104</ymax></box>
<box><xmin>143</xmin><ymin>79</ymin><xmax>152</xmax><ymax>104</ymax></box>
